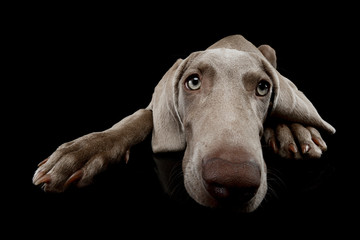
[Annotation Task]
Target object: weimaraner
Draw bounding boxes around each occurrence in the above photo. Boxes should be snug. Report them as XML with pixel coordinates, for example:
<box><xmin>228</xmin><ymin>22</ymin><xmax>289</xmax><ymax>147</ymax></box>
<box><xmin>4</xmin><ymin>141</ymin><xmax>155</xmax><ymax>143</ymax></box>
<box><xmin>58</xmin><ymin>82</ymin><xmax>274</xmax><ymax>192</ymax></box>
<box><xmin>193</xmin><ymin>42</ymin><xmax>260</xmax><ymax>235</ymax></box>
<box><xmin>33</xmin><ymin>35</ymin><xmax>335</xmax><ymax>212</ymax></box>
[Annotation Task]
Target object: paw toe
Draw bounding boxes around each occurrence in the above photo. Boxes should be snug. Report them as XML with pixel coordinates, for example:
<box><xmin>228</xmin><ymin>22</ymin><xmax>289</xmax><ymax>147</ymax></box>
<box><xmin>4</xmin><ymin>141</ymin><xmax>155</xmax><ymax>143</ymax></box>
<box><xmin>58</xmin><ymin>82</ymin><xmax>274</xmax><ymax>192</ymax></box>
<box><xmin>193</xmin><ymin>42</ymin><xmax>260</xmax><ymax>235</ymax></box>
<box><xmin>33</xmin><ymin>171</ymin><xmax>51</xmax><ymax>186</ymax></box>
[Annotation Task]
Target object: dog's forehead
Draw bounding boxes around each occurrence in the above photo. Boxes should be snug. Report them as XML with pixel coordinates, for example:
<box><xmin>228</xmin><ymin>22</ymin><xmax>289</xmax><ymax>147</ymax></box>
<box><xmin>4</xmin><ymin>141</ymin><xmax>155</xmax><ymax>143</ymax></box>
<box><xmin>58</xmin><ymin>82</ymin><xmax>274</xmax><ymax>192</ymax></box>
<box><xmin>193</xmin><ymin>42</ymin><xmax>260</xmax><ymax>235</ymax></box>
<box><xmin>188</xmin><ymin>48</ymin><xmax>262</xmax><ymax>71</ymax></box>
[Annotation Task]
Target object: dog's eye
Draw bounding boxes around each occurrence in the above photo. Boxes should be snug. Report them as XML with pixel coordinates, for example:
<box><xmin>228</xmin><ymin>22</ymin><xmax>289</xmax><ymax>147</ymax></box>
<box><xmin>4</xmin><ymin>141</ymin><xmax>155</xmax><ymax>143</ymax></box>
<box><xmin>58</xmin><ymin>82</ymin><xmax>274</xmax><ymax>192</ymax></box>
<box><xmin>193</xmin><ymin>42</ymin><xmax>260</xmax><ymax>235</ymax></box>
<box><xmin>185</xmin><ymin>75</ymin><xmax>202</xmax><ymax>91</ymax></box>
<box><xmin>256</xmin><ymin>80</ymin><xmax>270</xmax><ymax>96</ymax></box>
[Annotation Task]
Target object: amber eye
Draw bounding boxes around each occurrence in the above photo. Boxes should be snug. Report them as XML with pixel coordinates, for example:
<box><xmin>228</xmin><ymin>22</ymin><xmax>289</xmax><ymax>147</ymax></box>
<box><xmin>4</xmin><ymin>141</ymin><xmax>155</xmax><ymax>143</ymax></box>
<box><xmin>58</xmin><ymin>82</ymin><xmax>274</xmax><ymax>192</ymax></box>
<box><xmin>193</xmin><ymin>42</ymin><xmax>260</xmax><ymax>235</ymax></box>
<box><xmin>256</xmin><ymin>80</ymin><xmax>270</xmax><ymax>96</ymax></box>
<box><xmin>185</xmin><ymin>74</ymin><xmax>201</xmax><ymax>90</ymax></box>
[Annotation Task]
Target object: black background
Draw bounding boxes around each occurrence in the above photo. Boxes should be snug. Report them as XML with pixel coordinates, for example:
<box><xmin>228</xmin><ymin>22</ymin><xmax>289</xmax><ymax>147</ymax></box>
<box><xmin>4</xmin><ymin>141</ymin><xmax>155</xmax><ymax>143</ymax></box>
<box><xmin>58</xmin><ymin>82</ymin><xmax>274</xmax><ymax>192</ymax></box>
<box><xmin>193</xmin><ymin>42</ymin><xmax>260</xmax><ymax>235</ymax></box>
<box><xmin>6</xmin><ymin>3</ymin><xmax>358</xmax><ymax>238</ymax></box>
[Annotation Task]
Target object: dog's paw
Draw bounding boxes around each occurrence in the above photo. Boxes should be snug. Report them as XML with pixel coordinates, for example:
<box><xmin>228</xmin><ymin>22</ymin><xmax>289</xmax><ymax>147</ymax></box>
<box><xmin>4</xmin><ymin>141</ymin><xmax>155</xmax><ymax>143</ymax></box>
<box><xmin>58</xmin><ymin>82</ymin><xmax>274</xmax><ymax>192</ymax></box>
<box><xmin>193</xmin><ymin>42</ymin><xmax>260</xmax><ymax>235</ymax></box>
<box><xmin>264</xmin><ymin>123</ymin><xmax>327</xmax><ymax>159</ymax></box>
<box><xmin>33</xmin><ymin>131</ymin><xmax>129</xmax><ymax>192</ymax></box>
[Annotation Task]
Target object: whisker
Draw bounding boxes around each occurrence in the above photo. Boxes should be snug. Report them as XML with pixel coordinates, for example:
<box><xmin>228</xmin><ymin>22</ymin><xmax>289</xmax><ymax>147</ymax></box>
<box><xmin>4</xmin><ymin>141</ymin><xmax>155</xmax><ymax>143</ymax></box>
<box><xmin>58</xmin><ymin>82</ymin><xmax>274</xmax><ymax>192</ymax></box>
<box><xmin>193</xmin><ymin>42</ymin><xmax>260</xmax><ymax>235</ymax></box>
<box><xmin>264</xmin><ymin>167</ymin><xmax>287</xmax><ymax>204</ymax></box>
<box><xmin>168</xmin><ymin>161</ymin><xmax>191</xmax><ymax>202</ymax></box>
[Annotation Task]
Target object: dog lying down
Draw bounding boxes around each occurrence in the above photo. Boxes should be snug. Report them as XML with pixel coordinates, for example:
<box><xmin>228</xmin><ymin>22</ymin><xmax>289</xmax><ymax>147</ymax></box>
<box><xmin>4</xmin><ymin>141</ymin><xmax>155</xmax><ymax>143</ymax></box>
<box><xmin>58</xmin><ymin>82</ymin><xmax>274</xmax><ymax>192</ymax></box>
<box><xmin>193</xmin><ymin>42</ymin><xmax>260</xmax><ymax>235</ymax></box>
<box><xmin>33</xmin><ymin>35</ymin><xmax>335</xmax><ymax>212</ymax></box>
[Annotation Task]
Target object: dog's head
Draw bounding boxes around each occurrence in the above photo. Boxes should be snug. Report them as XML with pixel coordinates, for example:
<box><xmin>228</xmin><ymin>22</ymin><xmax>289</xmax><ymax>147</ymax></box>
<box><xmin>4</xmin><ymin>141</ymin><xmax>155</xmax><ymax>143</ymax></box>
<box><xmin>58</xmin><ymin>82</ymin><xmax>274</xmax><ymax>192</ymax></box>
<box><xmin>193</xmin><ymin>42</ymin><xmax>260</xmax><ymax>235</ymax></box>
<box><xmin>149</xmin><ymin>35</ymin><xmax>335</xmax><ymax>212</ymax></box>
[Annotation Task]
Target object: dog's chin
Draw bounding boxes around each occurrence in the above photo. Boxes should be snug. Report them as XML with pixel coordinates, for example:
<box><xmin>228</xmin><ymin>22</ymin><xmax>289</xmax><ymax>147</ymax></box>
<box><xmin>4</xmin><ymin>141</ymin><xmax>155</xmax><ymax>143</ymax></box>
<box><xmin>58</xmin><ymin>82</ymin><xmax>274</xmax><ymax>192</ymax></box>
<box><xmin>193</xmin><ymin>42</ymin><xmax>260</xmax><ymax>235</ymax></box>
<box><xmin>184</xmin><ymin>175</ymin><xmax>268</xmax><ymax>213</ymax></box>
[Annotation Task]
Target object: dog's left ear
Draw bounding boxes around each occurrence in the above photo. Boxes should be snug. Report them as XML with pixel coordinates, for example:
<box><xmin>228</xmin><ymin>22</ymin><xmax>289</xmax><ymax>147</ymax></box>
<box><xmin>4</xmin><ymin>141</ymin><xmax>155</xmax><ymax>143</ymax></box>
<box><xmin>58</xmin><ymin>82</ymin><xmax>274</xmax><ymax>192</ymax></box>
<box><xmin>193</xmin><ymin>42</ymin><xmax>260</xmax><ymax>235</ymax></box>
<box><xmin>260</xmin><ymin>52</ymin><xmax>336</xmax><ymax>134</ymax></box>
<box><xmin>258</xmin><ymin>45</ymin><xmax>277</xmax><ymax>68</ymax></box>
<box><xmin>272</xmin><ymin>72</ymin><xmax>335</xmax><ymax>134</ymax></box>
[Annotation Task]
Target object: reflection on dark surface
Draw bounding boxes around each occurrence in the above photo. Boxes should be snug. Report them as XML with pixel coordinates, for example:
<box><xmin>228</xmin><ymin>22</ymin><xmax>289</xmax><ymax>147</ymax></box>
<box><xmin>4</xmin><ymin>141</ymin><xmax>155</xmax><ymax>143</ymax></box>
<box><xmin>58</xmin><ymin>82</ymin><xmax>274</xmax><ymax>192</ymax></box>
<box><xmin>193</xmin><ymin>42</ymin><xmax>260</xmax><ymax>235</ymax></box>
<box><xmin>19</xmin><ymin>128</ymin><xmax>343</xmax><ymax>236</ymax></box>
<box><xmin>20</xmin><ymin>137</ymin><xmax>345</xmax><ymax>237</ymax></box>
<box><xmin>153</xmin><ymin>151</ymin><xmax>190</xmax><ymax>203</ymax></box>
<box><xmin>152</xmin><ymin>148</ymin><xmax>336</xmax><ymax>212</ymax></box>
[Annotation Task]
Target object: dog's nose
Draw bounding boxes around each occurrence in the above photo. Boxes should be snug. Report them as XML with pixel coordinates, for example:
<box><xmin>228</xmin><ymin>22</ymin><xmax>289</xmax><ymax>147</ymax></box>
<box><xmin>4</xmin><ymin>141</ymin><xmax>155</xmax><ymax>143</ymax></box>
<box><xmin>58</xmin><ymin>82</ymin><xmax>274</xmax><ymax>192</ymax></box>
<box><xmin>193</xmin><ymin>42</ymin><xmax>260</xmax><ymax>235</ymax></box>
<box><xmin>202</xmin><ymin>157</ymin><xmax>261</xmax><ymax>204</ymax></box>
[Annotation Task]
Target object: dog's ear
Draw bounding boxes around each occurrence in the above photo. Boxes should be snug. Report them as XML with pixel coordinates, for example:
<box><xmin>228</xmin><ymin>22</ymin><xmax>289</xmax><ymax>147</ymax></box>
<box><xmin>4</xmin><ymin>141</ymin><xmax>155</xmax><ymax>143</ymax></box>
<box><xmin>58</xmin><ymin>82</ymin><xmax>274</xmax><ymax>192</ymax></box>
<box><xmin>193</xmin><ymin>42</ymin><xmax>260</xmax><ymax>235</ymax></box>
<box><xmin>147</xmin><ymin>59</ymin><xmax>186</xmax><ymax>153</ymax></box>
<box><xmin>257</xmin><ymin>45</ymin><xmax>335</xmax><ymax>133</ymax></box>
<box><xmin>258</xmin><ymin>44</ymin><xmax>277</xmax><ymax>68</ymax></box>
<box><xmin>267</xmin><ymin>65</ymin><xmax>336</xmax><ymax>134</ymax></box>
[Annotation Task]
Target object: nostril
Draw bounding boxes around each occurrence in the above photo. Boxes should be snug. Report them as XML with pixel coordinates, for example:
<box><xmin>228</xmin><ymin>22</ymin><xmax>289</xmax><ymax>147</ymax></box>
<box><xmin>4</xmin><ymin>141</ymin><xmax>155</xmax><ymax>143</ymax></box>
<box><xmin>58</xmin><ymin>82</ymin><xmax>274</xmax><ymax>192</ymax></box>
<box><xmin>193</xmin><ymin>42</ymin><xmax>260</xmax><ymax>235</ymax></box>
<box><xmin>231</xmin><ymin>186</ymin><xmax>258</xmax><ymax>203</ymax></box>
<box><xmin>205</xmin><ymin>182</ymin><xmax>258</xmax><ymax>204</ymax></box>
<box><xmin>208</xmin><ymin>183</ymin><xmax>230</xmax><ymax>199</ymax></box>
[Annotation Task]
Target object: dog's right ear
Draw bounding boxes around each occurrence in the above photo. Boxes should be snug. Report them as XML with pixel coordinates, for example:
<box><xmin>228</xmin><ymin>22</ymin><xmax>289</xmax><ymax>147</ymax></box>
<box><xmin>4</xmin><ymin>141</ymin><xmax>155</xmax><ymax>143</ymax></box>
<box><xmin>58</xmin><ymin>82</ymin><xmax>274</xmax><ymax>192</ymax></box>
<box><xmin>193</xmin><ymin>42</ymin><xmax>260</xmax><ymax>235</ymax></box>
<box><xmin>147</xmin><ymin>59</ymin><xmax>186</xmax><ymax>153</ymax></box>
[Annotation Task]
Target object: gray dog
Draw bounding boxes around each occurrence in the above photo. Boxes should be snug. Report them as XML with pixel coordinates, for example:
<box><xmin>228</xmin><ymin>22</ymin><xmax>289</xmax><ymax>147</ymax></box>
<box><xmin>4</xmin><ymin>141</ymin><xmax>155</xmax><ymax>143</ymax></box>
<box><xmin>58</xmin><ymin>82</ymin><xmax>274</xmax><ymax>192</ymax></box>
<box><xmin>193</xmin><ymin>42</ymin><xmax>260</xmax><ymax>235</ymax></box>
<box><xmin>33</xmin><ymin>35</ymin><xmax>335</xmax><ymax>212</ymax></box>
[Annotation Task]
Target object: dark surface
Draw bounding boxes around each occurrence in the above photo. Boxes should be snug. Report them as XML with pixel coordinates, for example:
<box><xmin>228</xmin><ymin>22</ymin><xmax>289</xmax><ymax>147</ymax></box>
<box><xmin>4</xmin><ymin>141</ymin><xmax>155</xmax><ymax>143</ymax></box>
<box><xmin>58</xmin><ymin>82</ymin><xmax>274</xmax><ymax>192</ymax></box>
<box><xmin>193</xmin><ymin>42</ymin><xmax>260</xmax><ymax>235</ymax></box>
<box><xmin>7</xmin><ymin>4</ymin><xmax>358</xmax><ymax>238</ymax></box>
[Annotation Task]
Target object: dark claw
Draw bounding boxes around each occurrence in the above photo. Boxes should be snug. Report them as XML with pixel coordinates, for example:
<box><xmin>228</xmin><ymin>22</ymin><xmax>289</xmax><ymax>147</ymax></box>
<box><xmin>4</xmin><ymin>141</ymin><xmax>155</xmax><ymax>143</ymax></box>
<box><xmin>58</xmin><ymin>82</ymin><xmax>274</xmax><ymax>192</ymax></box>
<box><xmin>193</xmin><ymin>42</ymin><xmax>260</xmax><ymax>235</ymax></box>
<box><xmin>301</xmin><ymin>144</ymin><xmax>310</xmax><ymax>154</ymax></box>
<box><xmin>269</xmin><ymin>139</ymin><xmax>278</xmax><ymax>154</ymax></box>
<box><xmin>312</xmin><ymin>137</ymin><xmax>327</xmax><ymax>151</ymax></box>
<box><xmin>288</xmin><ymin>143</ymin><xmax>298</xmax><ymax>153</ymax></box>
<box><xmin>64</xmin><ymin>169</ymin><xmax>83</xmax><ymax>189</ymax></box>
<box><xmin>37</xmin><ymin>157</ymin><xmax>49</xmax><ymax>167</ymax></box>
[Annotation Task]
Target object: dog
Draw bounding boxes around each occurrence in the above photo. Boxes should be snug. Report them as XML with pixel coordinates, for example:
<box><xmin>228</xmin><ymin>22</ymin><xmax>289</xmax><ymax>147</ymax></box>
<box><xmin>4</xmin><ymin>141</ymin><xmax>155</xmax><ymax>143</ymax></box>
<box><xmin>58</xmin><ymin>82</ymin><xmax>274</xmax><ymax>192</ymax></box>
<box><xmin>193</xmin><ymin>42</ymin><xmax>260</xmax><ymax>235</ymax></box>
<box><xmin>33</xmin><ymin>35</ymin><xmax>335</xmax><ymax>212</ymax></box>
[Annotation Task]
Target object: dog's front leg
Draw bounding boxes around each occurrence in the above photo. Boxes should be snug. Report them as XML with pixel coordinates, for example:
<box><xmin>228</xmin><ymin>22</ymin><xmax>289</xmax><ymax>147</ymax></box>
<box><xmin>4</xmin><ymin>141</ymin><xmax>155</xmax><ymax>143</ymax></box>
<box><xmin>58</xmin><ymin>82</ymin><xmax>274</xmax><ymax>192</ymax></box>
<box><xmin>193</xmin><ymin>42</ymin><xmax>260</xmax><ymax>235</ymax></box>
<box><xmin>33</xmin><ymin>109</ymin><xmax>153</xmax><ymax>192</ymax></box>
<box><xmin>264</xmin><ymin>123</ymin><xmax>328</xmax><ymax>159</ymax></box>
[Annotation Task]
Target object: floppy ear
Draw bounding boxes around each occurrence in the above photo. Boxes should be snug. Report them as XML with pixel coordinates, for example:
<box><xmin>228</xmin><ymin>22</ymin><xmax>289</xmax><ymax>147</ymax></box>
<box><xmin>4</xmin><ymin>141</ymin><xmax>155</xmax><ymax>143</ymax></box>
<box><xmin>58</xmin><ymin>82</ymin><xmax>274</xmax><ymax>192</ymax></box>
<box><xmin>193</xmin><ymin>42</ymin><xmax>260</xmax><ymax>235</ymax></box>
<box><xmin>258</xmin><ymin>44</ymin><xmax>277</xmax><ymax>68</ymax></box>
<box><xmin>257</xmin><ymin>45</ymin><xmax>335</xmax><ymax>134</ymax></box>
<box><xmin>147</xmin><ymin>59</ymin><xmax>186</xmax><ymax>153</ymax></box>
<box><xmin>269</xmin><ymin>67</ymin><xmax>336</xmax><ymax>134</ymax></box>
